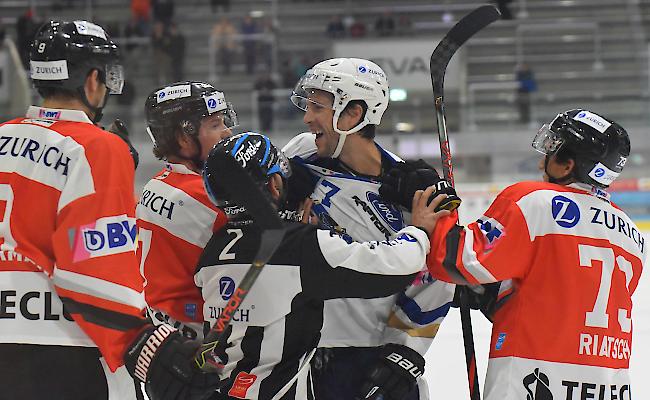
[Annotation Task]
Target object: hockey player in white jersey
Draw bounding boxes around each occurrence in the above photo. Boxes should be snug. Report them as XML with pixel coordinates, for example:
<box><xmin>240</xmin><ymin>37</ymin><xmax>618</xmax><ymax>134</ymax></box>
<box><xmin>283</xmin><ymin>58</ymin><xmax>459</xmax><ymax>400</ymax></box>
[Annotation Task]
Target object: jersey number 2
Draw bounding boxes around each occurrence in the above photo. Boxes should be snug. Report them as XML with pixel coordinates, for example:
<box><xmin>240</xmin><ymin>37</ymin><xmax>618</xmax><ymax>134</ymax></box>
<box><xmin>579</xmin><ymin>244</ymin><xmax>634</xmax><ymax>333</ymax></box>
<box><xmin>219</xmin><ymin>229</ymin><xmax>243</xmax><ymax>260</ymax></box>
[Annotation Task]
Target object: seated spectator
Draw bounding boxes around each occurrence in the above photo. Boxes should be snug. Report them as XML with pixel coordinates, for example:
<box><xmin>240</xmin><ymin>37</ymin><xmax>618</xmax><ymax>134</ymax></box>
<box><xmin>374</xmin><ymin>11</ymin><xmax>395</xmax><ymax>37</ymax></box>
<box><xmin>152</xmin><ymin>0</ymin><xmax>175</xmax><ymax>25</ymax></box>
<box><xmin>397</xmin><ymin>14</ymin><xmax>413</xmax><ymax>36</ymax></box>
<box><xmin>131</xmin><ymin>0</ymin><xmax>151</xmax><ymax>35</ymax></box>
<box><xmin>326</xmin><ymin>15</ymin><xmax>345</xmax><ymax>38</ymax></box>
<box><xmin>212</xmin><ymin>17</ymin><xmax>237</xmax><ymax>75</ymax></box>
<box><xmin>349</xmin><ymin>16</ymin><xmax>366</xmax><ymax>38</ymax></box>
<box><xmin>241</xmin><ymin>15</ymin><xmax>258</xmax><ymax>75</ymax></box>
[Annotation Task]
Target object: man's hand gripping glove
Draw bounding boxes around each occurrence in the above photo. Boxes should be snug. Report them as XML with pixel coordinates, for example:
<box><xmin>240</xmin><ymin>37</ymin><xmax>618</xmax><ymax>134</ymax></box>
<box><xmin>107</xmin><ymin>118</ymin><xmax>139</xmax><ymax>169</ymax></box>
<box><xmin>357</xmin><ymin>343</ymin><xmax>425</xmax><ymax>400</ymax></box>
<box><xmin>124</xmin><ymin>324</ymin><xmax>220</xmax><ymax>400</ymax></box>
<box><xmin>379</xmin><ymin>159</ymin><xmax>461</xmax><ymax>212</ymax></box>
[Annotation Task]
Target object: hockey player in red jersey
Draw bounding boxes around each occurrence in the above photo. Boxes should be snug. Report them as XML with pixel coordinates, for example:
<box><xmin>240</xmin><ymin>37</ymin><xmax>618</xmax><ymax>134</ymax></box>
<box><xmin>422</xmin><ymin>109</ymin><xmax>645</xmax><ymax>399</ymax></box>
<box><xmin>0</xmin><ymin>20</ymin><xmax>220</xmax><ymax>400</ymax></box>
<box><xmin>137</xmin><ymin>81</ymin><xmax>238</xmax><ymax>340</ymax></box>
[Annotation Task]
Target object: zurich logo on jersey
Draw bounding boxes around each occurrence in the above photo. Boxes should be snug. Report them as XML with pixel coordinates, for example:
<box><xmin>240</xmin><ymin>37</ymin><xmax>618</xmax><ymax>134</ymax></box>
<box><xmin>551</xmin><ymin>195</ymin><xmax>580</xmax><ymax>228</ymax></box>
<box><xmin>358</xmin><ymin>66</ymin><xmax>367</xmax><ymax>73</ymax></box>
<box><xmin>367</xmin><ymin>192</ymin><xmax>404</xmax><ymax>232</ymax></box>
<box><xmin>594</xmin><ymin>168</ymin><xmax>605</xmax><ymax>178</ymax></box>
<box><xmin>219</xmin><ymin>277</ymin><xmax>236</xmax><ymax>300</ymax></box>
<box><xmin>158</xmin><ymin>91</ymin><xmax>165</xmax><ymax>99</ymax></box>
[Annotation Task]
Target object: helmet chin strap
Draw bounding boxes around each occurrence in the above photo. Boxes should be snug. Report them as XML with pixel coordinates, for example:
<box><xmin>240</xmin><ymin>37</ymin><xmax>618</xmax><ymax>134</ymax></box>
<box><xmin>79</xmin><ymin>87</ymin><xmax>110</xmax><ymax>124</ymax></box>
<box><xmin>330</xmin><ymin>112</ymin><xmax>365</xmax><ymax>159</ymax></box>
<box><xmin>331</xmin><ymin>133</ymin><xmax>347</xmax><ymax>158</ymax></box>
<box><xmin>544</xmin><ymin>154</ymin><xmax>574</xmax><ymax>185</ymax></box>
<box><xmin>171</xmin><ymin>133</ymin><xmax>204</xmax><ymax>172</ymax></box>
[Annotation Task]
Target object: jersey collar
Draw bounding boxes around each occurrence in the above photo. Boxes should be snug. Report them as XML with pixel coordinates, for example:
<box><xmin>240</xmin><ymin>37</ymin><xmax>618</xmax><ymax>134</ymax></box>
<box><xmin>568</xmin><ymin>182</ymin><xmax>611</xmax><ymax>202</ymax></box>
<box><xmin>165</xmin><ymin>162</ymin><xmax>199</xmax><ymax>176</ymax></box>
<box><xmin>26</xmin><ymin>106</ymin><xmax>94</xmax><ymax>124</ymax></box>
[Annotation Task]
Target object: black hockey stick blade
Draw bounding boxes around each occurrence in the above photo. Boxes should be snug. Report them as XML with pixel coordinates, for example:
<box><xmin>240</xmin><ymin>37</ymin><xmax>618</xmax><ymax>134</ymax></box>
<box><xmin>430</xmin><ymin>5</ymin><xmax>501</xmax><ymax>96</ymax></box>
<box><xmin>195</xmin><ymin>151</ymin><xmax>286</xmax><ymax>371</ymax></box>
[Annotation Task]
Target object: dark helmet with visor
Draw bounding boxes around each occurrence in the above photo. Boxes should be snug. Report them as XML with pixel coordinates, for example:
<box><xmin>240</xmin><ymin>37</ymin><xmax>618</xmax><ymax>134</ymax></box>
<box><xmin>203</xmin><ymin>132</ymin><xmax>292</xmax><ymax>209</ymax></box>
<box><xmin>30</xmin><ymin>20</ymin><xmax>124</xmax><ymax>122</ymax></box>
<box><xmin>532</xmin><ymin>109</ymin><xmax>630</xmax><ymax>188</ymax></box>
<box><xmin>145</xmin><ymin>81</ymin><xmax>238</xmax><ymax>161</ymax></box>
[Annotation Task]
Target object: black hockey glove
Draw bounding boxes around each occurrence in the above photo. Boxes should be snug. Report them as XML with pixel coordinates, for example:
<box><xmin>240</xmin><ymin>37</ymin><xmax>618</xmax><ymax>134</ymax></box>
<box><xmin>380</xmin><ymin>159</ymin><xmax>461</xmax><ymax>212</ymax></box>
<box><xmin>107</xmin><ymin>118</ymin><xmax>140</xmax><ymax>169</ymax></box>
<box><xmin>452</xmin><ymin>283</ymin><xmax>502</xmax><ymax>322</ymax></box>
<box><xmin>124</xmin><ymin>324</ymin><xmax>220</xmax><ymax>400</ymax></box>
<box><xmin>357</xmin><ymin>343</ymin><xmax>425</xmax><ymax>400</ymax></box>
<box><xmin>285</xmin><ymin>158</ymin><xmax>317</xmax><ymax>212</ymax></box>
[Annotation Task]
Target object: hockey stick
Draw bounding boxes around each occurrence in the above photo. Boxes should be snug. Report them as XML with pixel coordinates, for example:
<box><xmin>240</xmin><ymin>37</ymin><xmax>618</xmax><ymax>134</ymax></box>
<box><xmin>194</xmin><ymin>151</ymin><xmax>286</xmax><ymax>372</ymax></box>
<box><xmin>430</xmin><ymin>5</ymin><xmax>501</xmax><ymax>400</ymax></box>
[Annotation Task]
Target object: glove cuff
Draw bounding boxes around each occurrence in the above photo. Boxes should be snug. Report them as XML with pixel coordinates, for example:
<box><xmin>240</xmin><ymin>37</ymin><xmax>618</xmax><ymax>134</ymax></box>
<box><xmin>128</xmin><ymin>324</ymin><xmax>178</xmax><ymax>382</ymax></box>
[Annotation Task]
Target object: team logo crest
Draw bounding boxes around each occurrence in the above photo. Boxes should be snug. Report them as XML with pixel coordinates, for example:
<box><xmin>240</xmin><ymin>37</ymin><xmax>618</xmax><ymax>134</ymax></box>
<box><xmin>219</xmin><ymin>277</ymin><xmax>236</xmax><ymax>300</ymax></box>
<box><xmin>551</xmin><ymin>195</ymin><xmax>580</xmax><ymax>228</ymax></box>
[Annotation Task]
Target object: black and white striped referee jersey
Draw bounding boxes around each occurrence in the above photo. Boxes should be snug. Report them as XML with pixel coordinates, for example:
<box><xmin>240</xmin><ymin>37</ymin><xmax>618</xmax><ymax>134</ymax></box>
<box><xmin>195</xmin><ymin>220</ymin><xmax>431</xmax><ymax>400</ymax></box>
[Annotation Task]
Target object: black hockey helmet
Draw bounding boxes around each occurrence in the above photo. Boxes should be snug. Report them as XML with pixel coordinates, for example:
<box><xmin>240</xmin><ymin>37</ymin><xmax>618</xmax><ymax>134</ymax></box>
<box><xmin>532</xmin><ymin>109</ymin><xmax>630</xmax><ymax>188</ymax></box>
<box><xmin>145</xmin><ymin>81</ymin><xmax>238</xmax><ymax>160</ymax></box>
<box><xmin>30</xmin><ymin>20</ymin><xmax>124</xmax><ymax>98</ymax></box>
<box><xmin>203</xmin><ymin>132</ymin><xmax>292</xmax><ymax>208</ymax></box>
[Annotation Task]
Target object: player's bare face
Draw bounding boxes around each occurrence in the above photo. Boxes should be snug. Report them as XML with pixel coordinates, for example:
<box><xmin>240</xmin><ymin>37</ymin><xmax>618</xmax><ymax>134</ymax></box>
<box><xmin>198</xmin><ymin>114</ymin><xmax>232</xmax><ymax>161</ymax></box>
<box><xmin>302</xmin><ymin>90</ymin><xmax>339</xmax><ymax>157</ymax></box>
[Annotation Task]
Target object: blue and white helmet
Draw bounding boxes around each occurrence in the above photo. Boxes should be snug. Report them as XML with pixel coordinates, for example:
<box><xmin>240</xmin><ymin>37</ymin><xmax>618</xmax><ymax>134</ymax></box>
<box><xmin>203</xmin><ymin>132</ymin><xmax>292</xmax><ymax>207</ymax></box>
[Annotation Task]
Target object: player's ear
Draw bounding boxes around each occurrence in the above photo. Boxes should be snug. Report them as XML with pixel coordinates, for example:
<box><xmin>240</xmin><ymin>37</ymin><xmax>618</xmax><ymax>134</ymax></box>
<box><xmin>343</xmin><ymin>102</ymin><xmax>363</xmax><ymax>122</ymax></box>
<box><xmin>267</xmin><ymin>174</ymin><xmax>283</xmax><ymax>201</ymax></box>
<box><xmin>561</xmin><ymin>157</ymin><xmax>575</xmax><ymax>176</ymax></box>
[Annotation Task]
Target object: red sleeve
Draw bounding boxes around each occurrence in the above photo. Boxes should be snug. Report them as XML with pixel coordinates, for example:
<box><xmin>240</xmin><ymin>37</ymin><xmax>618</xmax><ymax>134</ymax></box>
<box><xmin>427</xmin><ymin>188</ymin><xmax>535</xmax><ymax>285</ymax></box>
<box><xmin>51</xmin><ymin>132</ymin><xmax>146</xmax><ymax>371</ymax></box>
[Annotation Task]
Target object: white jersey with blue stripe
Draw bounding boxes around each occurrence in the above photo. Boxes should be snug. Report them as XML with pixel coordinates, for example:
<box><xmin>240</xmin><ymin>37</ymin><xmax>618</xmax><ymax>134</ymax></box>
<box><xmin>282</xmin><ymin>132</ymin><xmax>455</xmax><ymax>354</ymax></box>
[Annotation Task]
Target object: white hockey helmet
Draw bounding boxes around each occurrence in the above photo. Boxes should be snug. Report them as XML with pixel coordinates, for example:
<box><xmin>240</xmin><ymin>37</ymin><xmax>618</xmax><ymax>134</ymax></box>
<box><xmin>291</xmin><ymin>58</ymin><xmax>389</xmax><ymax>157</ymax></box>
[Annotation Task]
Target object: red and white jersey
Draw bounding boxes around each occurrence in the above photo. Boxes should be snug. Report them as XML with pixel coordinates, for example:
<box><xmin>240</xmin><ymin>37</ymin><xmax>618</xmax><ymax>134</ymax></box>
<box><xmin>136</xmin><ymin>163</ymin><xmax>227</xmax><ymax>340</ymax></box>
<box><xmin>427</xmin><ymin>181</ymin><xmax>646</xmax><ymax>400</ymax></box>
<box><xmin>0</xmin><ymin>106</ymin><xmax>146</xmax><ymax>371</ymax></box>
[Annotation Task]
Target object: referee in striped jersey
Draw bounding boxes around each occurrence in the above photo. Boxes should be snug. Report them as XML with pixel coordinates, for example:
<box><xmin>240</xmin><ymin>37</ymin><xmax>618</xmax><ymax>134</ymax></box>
<box><xmin>196</xmin><ymin>133</ymin><xmax>456</xmax><ymax>399</ymax></box>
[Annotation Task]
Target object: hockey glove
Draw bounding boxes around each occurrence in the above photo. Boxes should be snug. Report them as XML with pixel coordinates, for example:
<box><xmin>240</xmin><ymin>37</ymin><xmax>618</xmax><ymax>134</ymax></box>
<box><xmin>124</xmin><ymin>324</ymin><xmax>220</xmax><ymax>400</ymax></box>
<box><xmin>452</xmin><ymin>283</ymin><xmax>502</xmax><ymax>322</ymax></box>
<box><xmin>108</xmin><ymin>118</ymin><xmax>140</xmax><ymax>169</ymax></box>
<box><xmin>357</xmin><ymin>343</ymin><xmax>425</xmax><ymax>400</ymax></box>
<box><xmin>380</xmin><ymin>159</ymin><xmax>461</xmax><ymax>212</ymax></box>
<box><xmin>285</xmin><ymin>159</ymin><xmax>317</xmax><ymax>212</ymax></box>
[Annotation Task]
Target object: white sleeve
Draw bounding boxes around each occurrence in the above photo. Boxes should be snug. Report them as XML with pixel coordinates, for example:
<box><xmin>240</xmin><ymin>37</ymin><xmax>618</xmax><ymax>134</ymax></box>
<box><xmin>316</xmin><ymin>225</ymin><xmax>430</xmax><ymax>276</ymax></box>
<box><xmin>282</xmin><ymin>132</ymin><xmax>317</xmax><ymax>159</ymax></box>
